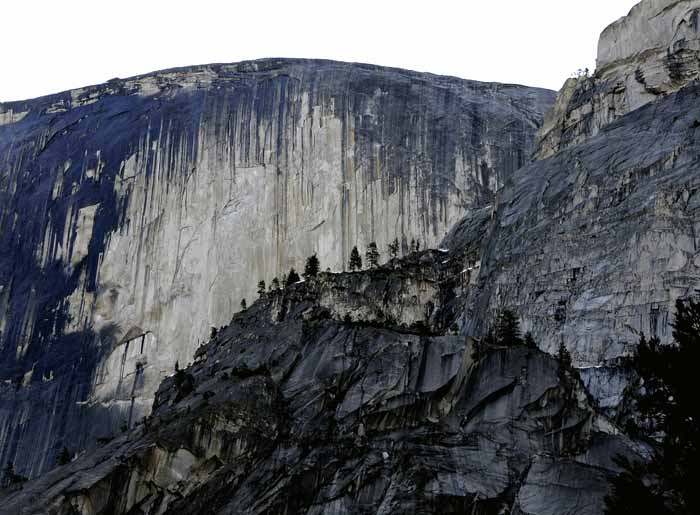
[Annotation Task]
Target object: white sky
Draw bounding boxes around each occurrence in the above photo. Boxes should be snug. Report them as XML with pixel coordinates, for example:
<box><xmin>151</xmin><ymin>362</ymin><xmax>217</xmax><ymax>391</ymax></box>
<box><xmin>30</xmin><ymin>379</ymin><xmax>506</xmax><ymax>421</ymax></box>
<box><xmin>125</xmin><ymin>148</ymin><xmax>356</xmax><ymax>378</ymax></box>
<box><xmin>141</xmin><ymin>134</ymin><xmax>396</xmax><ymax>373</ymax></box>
<box><xmin>1</xmin><ymin>0</ymin><xmax>640</xmax><ymax>102</ymax></box>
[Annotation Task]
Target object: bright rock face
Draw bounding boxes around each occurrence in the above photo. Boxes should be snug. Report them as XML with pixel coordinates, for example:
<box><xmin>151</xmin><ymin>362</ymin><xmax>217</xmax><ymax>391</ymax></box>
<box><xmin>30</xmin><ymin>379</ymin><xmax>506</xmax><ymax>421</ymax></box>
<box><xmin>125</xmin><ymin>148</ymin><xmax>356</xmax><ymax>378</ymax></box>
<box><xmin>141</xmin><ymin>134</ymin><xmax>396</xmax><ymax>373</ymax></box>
<box><xmin>0</xmin><ymin>59</ymin><xmax>554</xmax><ymax>477</ymax></box>
<box><xmin>466</xmin><ymin>0</ymin><xmax>700</xmax><ymax>370</ymax></box>
<box><xmin>535</xmin><ymin>0</ymin><xmax>700</xmax><ymax>159</ymax></box>
<box><xmin>465</xmin><ymin>67</ymin><xmax>700</xmax><ymax>370</ymax></box>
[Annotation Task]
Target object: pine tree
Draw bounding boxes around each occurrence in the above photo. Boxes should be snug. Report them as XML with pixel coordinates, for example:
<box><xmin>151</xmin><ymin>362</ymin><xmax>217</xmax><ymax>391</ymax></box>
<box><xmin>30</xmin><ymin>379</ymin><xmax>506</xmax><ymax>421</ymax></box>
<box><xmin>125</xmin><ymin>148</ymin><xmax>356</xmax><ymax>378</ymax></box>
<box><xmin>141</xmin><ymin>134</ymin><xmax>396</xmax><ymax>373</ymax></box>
<box><xmin>240</xmin><ymin>298</ymin><xmax>247</xmax><ymax>310</ymax></box>
<box><xmin>270</xmin><ymin>277</ymin><xmax>280</xmax><ymax>290</ymax></box>
<box><xmin>493</xmin><ymin>309</ymin><xmax>522</xmax><ymax>346</ymax></box>
<box><xmin>557</xmin><ymin>340</ymin><xmax>573</xmax><ymax>385</ymax></box>
<box><xmin>524</xmin><ymin>331</ymin><xmax>537</xmax><ymax>348</ymax></box>
<box><xmin>366</xmin><ymin>242</ymin><xmax>380</xmax><ymax>268</ymax></box>
<box><xmin>257</xmin><ymin>280</ymin><xmax>266</xmax><ymax>296</ymax></box>
<box><xmin>388</xmin><ymin>238</ymin><xmax>399</xmax><ymax>259</ymax></box>
<box><xmin>286</xmin><ymin>268</ymin><xmax>300</xmax><ymax>286</ymax></box>
<box><xmin>57</xmin><ymin>446</ymin><xmax>71</xmax><ymax>466</ymax></box>
<box><xmin>410</xmin><ymin>238</ymin><xmax>418</xmax><ymax>253</ymax></box>
<box><xmin>349</xmin><ymin>246</ymin><xmax>363</xmax><ymax>271</ymax></box>
<box><xmin>605</xmin><ymin>297</ymin><xmax>700</xmax><ymax>514</ymax></box>
<box><xmin>304</xmin><ymin>254</ymin><xmax>320</xmax><ymax>278</ymax></box>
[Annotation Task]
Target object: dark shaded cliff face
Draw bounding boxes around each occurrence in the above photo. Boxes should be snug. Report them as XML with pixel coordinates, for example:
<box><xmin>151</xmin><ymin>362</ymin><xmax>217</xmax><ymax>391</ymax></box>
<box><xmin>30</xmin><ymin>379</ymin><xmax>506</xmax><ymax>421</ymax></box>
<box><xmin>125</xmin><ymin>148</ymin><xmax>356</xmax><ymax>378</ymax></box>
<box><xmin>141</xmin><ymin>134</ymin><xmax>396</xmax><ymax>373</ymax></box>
<box><xmin>0</xmin><ymin>254</ymin><xmax>634</xmax><ymax>515</ymax></box>
<box><xmin>0</xmin><ymin>59</ymin><xmax>554</xmax><ymax>478</ymax></box>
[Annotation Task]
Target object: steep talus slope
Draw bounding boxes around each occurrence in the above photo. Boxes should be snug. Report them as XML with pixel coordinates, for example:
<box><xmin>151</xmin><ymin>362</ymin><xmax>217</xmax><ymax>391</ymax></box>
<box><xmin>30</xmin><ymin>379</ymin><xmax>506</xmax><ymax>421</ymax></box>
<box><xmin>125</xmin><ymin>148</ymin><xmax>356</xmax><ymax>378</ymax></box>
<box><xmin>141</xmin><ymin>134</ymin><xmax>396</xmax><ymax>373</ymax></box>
<box><xmin>0</xmin><ymin>59</ymin><xmax>554</xmax><ymax>477</ymax></box>
<box><xmin>0</xmin><ymin>256</ymin><xmax>634</xmax><ymax>515</ymax></box>
<box><xmin>535</xmin><ymin>0</ymin><xmax>700</xmax><ymax>159</ymax></box>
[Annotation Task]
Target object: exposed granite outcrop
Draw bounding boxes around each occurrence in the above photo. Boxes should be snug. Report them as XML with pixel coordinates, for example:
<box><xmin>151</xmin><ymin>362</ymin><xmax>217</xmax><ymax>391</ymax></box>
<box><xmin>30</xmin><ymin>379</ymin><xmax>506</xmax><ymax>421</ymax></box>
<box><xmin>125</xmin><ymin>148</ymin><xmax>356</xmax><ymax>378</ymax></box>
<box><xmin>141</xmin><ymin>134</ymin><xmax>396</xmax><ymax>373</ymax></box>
<box><xmin>0</xmin><ymin>258</ymin><xmax>634</xmax><ymax>515</ymax></box>
<box><xmin>0</xmin><ymin>59</ymin><xmax>554</xmax><ymax>477</ymax></box>
<box><xmin>462</xmin><ymin>80</ymin><xmax>700</xmax><ymax>423</ymax></box>
<box><xmin>535</xmin><ymin>0</ymin><xmax>700</xmax><ymax>159</ymax></box>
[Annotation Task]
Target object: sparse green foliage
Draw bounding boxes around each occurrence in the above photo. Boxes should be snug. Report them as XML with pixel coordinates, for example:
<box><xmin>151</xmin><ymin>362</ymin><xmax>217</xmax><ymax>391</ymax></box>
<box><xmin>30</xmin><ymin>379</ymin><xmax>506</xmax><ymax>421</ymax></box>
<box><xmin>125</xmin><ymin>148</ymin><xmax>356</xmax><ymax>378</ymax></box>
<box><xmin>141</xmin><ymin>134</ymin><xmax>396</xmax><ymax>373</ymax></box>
<box><xmin>257</xmin><ymin>280</ymin><xmax>266</xmax><ymax>296</ymax></box>
<box><xmin>304</xmin><ymin>254</ymin><xmax>320</xmax><ymax>278</ymax></box>
<box><xmin>388</xmin><ymin>238</ymin><xmax>399</xmax><ymax>259</ymax></box>
<box><xmin>573</xmin><ymin>67</ymin><xmax>590</xmax><ymax>79</ymax></box>
<box><xmin>286</xmin><ymin>268</ymin><xmax>300</xmax><ymax>286</ymax></box>
<box><xmin>366</xmin><ymin>242</ymin><xmax>380</xmax><ymax>268</ymax></box>
<box><xmin>349</xmin><ymin>246</ymin><xmax>362</xmax><ymax>271</ymax></box>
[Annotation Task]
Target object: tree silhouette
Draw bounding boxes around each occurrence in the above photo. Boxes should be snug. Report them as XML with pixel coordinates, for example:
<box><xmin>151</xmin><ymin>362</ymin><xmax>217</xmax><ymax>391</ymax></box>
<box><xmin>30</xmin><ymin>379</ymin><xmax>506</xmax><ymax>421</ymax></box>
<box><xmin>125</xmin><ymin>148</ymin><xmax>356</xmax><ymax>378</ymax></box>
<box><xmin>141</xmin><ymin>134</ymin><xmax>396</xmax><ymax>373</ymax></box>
<box><xmin>524</xmin><ymin>331</ymin><xmax>537</xmax><ymax>348</ymax></box>
<box><xmin>240</xmin><ymin>298</ymin><xmax>247</xmax><ymax>310</ymax></box>
<box><xmin>270</xmin><ymin>277</ymin><xmax>280</xmax><ymax>290</ymax></box>
<box><xmin>257</xmin><ymin>280</ymin><xmax>266</xmax><ymax>296</ymax></box>
<box><xmin>286</xmin><ymin>268</ymin><xmax>300</xmax><ymax>286</ymax></box>
<box><xmin>57</xmin><ymin>446</ymin><xmax>71</xmax><ymax>466</ymax></box>
<box><xmin>366</xmin><ymin>242</ymin><xmax>380</xmax><ymax>268</ymax></box>
<box><xmin>605</xmin><ymin>297</ymin><xmax>700</xmax><ymax>514</ymax></box>
<box><xmin>349</xmin><ymin>246</ymin><xmax>363</xmax><ymax>271</ymax></box>
<box><xmin>388</xmin><ymin>238</ymin><xmax>399</xmax><ymax>259</ymax></box>
<box><xmin>1</xmin><ymin>461</ymin><xmax>26</xmax><ymax>488</ymax></box>
<box><xmin>493</xmin><ymin>309</ymin><xmax>522</xmax><ymax>346</ymax></box>
<box><xmin>304</xmin><ymin>254</ymin><xmax>320</xmax><ymax>278</ymax></box>
<box><xmin>556</xmin><ymin>340</ymin><xmax>574</xmax><ymax>386</ymax></box>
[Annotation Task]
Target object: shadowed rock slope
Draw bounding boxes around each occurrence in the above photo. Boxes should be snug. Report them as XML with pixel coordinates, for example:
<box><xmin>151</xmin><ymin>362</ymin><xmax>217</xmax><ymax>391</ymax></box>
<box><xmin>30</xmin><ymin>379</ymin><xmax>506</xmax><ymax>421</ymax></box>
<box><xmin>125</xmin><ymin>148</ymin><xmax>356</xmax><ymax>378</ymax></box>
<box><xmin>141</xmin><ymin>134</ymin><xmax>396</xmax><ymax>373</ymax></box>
<box><xmin>0</xmin><ymin>59</ymin><xmax>554</xmax><ymax>477</ymax></box>
<box><xmin>0</xmin><ymin>253</ymin><xmax>635</xmax><ymax>515</ymax></box>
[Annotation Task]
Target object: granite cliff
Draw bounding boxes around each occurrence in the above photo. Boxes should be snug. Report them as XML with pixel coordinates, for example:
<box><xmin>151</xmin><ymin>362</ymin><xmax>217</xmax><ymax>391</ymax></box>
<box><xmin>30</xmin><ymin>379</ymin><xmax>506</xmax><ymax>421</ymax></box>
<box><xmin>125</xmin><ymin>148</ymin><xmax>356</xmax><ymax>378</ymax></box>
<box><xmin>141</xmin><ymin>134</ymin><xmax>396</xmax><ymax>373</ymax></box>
<box><xmin>0</xmin><ymin>60</ymin><xmax>554</xmax><ymax>478</ymax></box>
<box><xmin>461</xmin><ymin>0</ymin><xmax>700</xmax><ymax>413</ymax></box>
<box><xmin>0</xmin><ymin>253</ymin><xmax>636</xmax><ymax>515</ymax></box>
<box><xmin>3</xmin><ymin>0</ymin><xmax>700</xmax><ymax>513</ymax></box>
<box><xmin>535</xmin><ymin>0</ymin><xmax>700</xmax><ymax>159</ymax></box>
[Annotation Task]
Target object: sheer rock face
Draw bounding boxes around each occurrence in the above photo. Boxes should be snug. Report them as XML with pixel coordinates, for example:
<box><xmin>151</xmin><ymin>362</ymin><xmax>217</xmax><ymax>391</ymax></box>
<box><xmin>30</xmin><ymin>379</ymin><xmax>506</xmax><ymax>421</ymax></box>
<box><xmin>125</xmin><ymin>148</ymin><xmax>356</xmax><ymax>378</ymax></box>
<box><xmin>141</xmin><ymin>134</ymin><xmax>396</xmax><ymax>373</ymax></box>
<box><xmin>0</xmin><ymin>262</ymin><xmax>634</xmax><ymax>515</ymax></box>
<box><xmin>0</xmin><ymin>59</ymin><xmax>554</xmax><ymax>477</ymax></box>
<box><xmin>464</xmin><ymin>83</ymin><xmax>700</xmax><ymax>372</ymax></box>
<box><xmin>535</xmin><ymin>0</ymin><xmax>700</xmax><ymax>159</ymax></box>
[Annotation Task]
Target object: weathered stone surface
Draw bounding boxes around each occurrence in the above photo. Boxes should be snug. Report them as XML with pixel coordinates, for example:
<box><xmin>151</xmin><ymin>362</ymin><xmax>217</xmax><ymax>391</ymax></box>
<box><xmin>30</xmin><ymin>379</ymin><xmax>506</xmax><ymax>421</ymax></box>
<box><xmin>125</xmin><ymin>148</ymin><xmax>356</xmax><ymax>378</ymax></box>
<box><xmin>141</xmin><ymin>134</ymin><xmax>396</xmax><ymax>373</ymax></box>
<box><xmin>0</xmin><ymin>59</ymin><xmax>554</xmax><ymax>477</ymax></box>
<box><xmin>535</xmin><ymin>0</ymin><xmax>700</xmax><ymax>159</ymax></box>
<box><xmin>466</xmin><ymin>83</ymin><xmax>700</xmax><ymax>366</ymax></box>
<box><xmin>457</xmin><ymin>76</ymin><xmax>700</xmax><ymax>429</ymax></box>
<box><xmin>0</xmin><ymin>259</ymin><xmax>632</xmax><ymax>514</ymax></box>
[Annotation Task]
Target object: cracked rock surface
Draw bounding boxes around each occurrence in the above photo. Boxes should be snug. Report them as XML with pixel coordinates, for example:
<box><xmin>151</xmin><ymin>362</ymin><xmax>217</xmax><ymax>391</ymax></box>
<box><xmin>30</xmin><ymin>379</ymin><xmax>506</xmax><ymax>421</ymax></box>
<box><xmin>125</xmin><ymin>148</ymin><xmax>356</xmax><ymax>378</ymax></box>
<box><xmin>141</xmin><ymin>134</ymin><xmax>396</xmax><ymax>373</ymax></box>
<box><xmin>0</xmin><ymin>59</ymin><xmax>553</xmax><ymax>477</ymax></box>
<box><xmin>0</xmin><ymin>256</ymin><xmax>633</xmax><ymax>515</ymax></box>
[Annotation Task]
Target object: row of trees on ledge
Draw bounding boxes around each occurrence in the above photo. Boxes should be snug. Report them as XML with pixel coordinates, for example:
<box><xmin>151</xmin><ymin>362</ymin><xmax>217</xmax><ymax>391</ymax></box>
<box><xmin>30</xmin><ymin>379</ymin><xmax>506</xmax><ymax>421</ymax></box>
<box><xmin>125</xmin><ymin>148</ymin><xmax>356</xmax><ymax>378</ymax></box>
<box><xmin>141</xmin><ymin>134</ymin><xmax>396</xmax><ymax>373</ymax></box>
<box><xmin>241</xmin><ymin>238</ymin><xmax>423</xmax><ymax>310</ymax></box>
